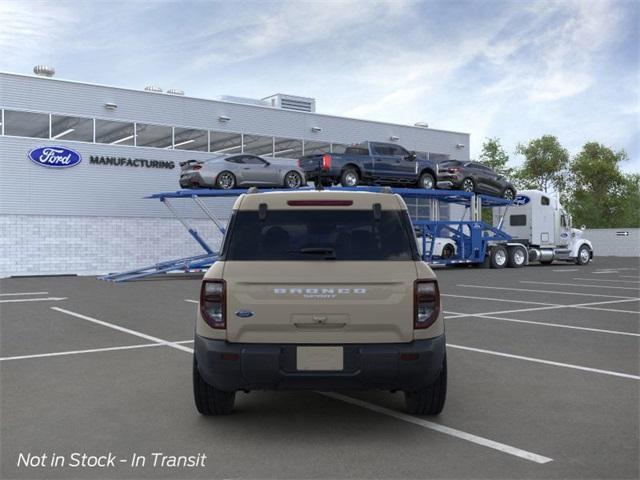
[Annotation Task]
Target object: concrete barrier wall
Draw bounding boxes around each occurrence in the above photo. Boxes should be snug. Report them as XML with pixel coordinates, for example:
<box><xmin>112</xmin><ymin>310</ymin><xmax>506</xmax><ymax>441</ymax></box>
<box><xmin>584</xmin><ymin>228</ymin><xmax>640</xmax><ymax>257</ymax></box>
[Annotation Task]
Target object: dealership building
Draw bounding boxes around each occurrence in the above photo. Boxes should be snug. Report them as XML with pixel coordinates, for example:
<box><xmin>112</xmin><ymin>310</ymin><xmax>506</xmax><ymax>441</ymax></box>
<box><xmin>0</xmin><ymin>69</ymin><xmax>470</xmax><ymax>277</ymax></box>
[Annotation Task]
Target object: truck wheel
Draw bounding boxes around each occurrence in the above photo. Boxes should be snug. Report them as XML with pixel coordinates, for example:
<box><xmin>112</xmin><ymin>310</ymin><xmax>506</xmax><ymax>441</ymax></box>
<box><xmin>405</xmin><ymin>356</ymin><xmax>447</xmax><ymax>415</ymax></box>
<box><xmin>193</xmin><ymin>357</ymin><xmax>236</xmax><ymax>415</ymax></box>
<box><xmin>340</xmin><ymin>168</ymin><xmax>359</xmax><ymax>187</ymax></box>
<box><xmin>507</xmin><ymin>246</ymin><xmax>526</xmax><ymax>268</ymax></box>
<box><xmin>576</xmin><ymin>245</ymin><xmax>591</xmax><ymax>265</ymax></box>
<box><xmin>490</xmin><ymin>245</ymin><xmax>508</xmax><ymax>269</ymax></box>
<box><xmin>419</xmin><ymin>172</ymin><xmax>435</xmax><ymax>190</ymax></box>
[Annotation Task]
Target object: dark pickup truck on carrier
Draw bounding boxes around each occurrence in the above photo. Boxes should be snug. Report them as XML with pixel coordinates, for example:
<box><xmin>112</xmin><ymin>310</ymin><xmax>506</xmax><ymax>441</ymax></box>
<box><xmin>298</xmin><ymin>141</ymin><xmax>439</xmax><ymax>189</ymax></box>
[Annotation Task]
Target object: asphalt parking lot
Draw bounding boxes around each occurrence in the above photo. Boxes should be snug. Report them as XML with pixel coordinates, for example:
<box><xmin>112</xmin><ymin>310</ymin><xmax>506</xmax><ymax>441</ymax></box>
<box><xmin>1</xmin><ymin>257</ymin><xmax>638</xmax><ymax>479</ymax></box>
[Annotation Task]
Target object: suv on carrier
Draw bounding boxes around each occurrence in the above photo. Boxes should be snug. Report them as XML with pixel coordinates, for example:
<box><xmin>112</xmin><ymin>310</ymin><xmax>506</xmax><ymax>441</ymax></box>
<box><xmin>193</xmin><ymin>189</ymin><xmax>447</xmax><ymax>415</ymax></box>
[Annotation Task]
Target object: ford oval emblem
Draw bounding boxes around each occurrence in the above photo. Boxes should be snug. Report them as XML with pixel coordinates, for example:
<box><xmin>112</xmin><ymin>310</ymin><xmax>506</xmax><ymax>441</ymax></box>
<box><xmin>235</xmin><ymin>310</ymin><xmax>254</xmax><ymax>318</ymax></box>
<box><xmin>513</xmin><ymin>195</ymin><xmax>530</xmax><ymax>206</ymax></box>
<box><xmin>28</xmin><ymin>146</ymin><xmax>82</xmax><ymax>169</ymax></box>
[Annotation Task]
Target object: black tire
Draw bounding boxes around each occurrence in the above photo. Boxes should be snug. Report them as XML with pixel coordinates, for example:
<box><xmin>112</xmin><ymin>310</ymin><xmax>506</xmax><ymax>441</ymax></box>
<box><xmin>461</xmin><ymin>177</ymin><xmax>475</xmax><ymax>192</ymax></box>
<box><xmin>193</xmin><ymin>357</ymin><xmax>236</xmax><ymax>415</ymax></box>
<box><xmin>405</xmin><ymin>356</ymin><xmax>447</xmax><ymax>415</ymax></box>
<box><xmin>340</xmin><ymin>168</ymin><xmax>359</xmax><ymax>187</ymax></box>
<box><xmin>490</xmin><ymin>245</ymin><xmax>508</xmax><ymax>269</ymax></box>
<box><xmin>576</xmin><ymin>245</ymin><xmax>591</xmax><ymax>265</ymax></box>
<box><xmin>503</xmin><ymin>188</ymin><xmax>516</xmax><ymax>201</ymax></box>
<box><xmin>284</xmin><ymin>170</ymin><xmax>303</xmax><ymax>189</ymax></box>
<box><xmin>507</xmin><ymin>246</ymin><xmax>526</xmax><ymax>268</ymax></box>
<box><xmin>442</xmin><ymin>243</ymin><xmax>455</xmax><ymax>259</ymax></box>
<box><xmin>419</xmin><ymin>172</ymin><xmax>435</xmax><ymax>190</ymax></box>
<box><xmin>216</xmin><ymin>171</ymin><xmax>236</xmax><ymax>190</ymax></box>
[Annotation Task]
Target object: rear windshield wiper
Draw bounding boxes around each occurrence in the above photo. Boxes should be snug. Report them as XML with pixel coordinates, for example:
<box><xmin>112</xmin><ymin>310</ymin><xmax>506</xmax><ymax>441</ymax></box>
<box><xmin>289</xmin><ymin>247</ymin><xmax>336</xmax><ymax>259</ymax></box>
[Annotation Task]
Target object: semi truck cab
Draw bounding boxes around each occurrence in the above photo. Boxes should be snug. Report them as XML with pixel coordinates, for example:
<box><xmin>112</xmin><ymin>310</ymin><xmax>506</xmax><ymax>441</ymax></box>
<box><xmin>494</xmin><ymin>190</ymin><xmax>593</xmax><ymax>265</ymax></box>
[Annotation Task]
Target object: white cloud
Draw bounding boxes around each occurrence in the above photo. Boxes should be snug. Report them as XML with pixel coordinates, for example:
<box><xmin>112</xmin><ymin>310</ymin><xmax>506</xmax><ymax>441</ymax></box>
<box><xmin>0</xmin><ymin>1</ymin><xmax>77</xmax><ymax>68</ymax></box>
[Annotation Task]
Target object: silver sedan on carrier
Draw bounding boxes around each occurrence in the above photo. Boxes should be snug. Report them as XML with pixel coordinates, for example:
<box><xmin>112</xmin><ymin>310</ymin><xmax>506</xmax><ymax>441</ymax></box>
<box><xmin>179</xmin><ymin>154</ymin><xmax>306</xmax><ymax>190</ymax></box>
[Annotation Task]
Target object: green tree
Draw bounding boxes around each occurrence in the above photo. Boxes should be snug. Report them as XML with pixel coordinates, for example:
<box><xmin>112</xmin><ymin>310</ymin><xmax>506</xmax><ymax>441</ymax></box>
<box><xmin>565</xmin><ymin>142</ymin><xmax>638</xmax><ymax>228</ymax></box>
<box><xmin>479</xmin><ymin>137</ymin><xmax>513</xmax><ymax>176</ymax></box>
<box><xmin>516</xmin><ymin>135</ymin><xmax>569</xmax><ymax>193</ymax></box>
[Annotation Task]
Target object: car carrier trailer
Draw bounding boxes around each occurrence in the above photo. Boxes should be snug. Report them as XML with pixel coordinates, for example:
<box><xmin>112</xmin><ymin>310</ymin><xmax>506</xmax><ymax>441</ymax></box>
<box><xmin>100</xmin><ymin>186</ymin><xmax>593</xmax><ymax>282</ymax></box>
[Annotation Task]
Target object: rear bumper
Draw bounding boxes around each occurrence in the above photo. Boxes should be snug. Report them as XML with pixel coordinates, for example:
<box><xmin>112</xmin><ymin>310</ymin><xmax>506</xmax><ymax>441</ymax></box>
<box><xmin>436</xmin><ymin>174</ymin><xmax>463</xmax><ymax>189</ymax></box>
<box><xmin>194</xmin><ymin>335</ymin><xmax>446</xmax><ymax>392</ymax></box>
<box><xmin>179</xmin><ymin>172</ymin><xmax>207</xmax><ymax>188</ymax></box>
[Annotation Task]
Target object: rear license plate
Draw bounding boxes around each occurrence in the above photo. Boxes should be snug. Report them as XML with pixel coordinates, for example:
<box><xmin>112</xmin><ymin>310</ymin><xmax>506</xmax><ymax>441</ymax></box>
<box><xmin>296</xmin><ymin>346</ymin><xmax>343</xmax><ymax>371</ymax></box>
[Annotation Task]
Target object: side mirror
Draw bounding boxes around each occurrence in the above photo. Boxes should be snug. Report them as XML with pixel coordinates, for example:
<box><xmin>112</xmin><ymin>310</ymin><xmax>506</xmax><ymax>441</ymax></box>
<box><xmin>581</xmin><ymin>225</ymin><xmax>586</xmax><ymax>231</ymax></box>
<box><xmin>264</xmin><ymin>161</ymin><xmax>270</xmax><ymax>167</ymax></box>
<box><xmin>407</xmin><ymin>151</ymin><xmax>417</xmax><ymax>161</ymax></box>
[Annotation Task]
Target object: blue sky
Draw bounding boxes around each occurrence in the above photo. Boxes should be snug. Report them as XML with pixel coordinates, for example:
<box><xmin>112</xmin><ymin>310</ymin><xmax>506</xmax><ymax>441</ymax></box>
<box><xmin>1</xmin><ymin>0</ymin><xmax>638</xmax><ymax>172</ymax></box>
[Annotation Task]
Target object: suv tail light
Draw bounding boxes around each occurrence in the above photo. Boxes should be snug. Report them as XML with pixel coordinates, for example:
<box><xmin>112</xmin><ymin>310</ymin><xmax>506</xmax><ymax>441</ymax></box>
<box><xmin>322</xmin><ymin>154</ymin><xmax>332</xmax><ymax>171</ymax></box>
<box><xmin>448</xmin><ymin>167</ymin><xmax>460</xmax><ymax>173</ymax></box>
<box><xmin>192</xmin><ymin>165</ymin><xmax>202</xmax><ymax>171</ymax></box>
<box><xmin>200</xmin><ymin>280</ymin><xmax>226</xmax><ymax>329</ymax></box>
<box><xmin>414</xmin><ymin>280</ymin><xmax>440</xmax><ymax>329</ymax></box>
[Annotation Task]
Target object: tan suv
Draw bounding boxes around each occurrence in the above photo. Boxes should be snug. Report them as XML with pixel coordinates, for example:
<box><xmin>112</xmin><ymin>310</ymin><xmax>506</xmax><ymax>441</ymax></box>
<box><xmin>193</xmin><ymin>189</ymin><xmax>446</xmax><ymax>415</ymax></box>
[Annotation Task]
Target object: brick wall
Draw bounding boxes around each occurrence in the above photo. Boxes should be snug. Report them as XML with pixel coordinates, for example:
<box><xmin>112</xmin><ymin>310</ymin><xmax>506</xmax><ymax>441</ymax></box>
<box><xmin>0</xmin><ymin>215</ymin><xmax>224</xmax><ymax>277</ymax></box>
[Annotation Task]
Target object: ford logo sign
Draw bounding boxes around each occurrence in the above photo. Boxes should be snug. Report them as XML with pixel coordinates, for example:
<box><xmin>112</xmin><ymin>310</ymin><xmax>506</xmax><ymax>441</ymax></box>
<box><xmin>513</xmin><ymin>195</ymin><xmax>530</xmax><ymax>206</ymax></box>
<box><xmin>235</xmin><ymin>310</ymin><xmax>254</xmax><ymax>318</ymax></box>
<box><xmin>28</xmin><ymin>146</ymin><xmax>82</xmax><ymax>169</ymax></box>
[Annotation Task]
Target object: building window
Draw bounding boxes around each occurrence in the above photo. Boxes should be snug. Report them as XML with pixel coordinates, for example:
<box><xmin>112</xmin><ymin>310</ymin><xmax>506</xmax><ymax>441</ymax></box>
<box><xmin>273</xmin><ymin>137</ymin><xmax>303</xmax><ymax>159</ymax></box>
<box><xmin>51</xmin><ymin>114</ymin><xmax>93</xmax><ymax>142</ymax></box>
<box><xmin>303</xmin><ymin>140</ymin><xmax>331</xmax><ymax>156</ymax></box>
<box><xmin>173</xmin><ymin>127</ymin><xmax>208</xmax><ymax>151</ymax></box>
<box><xmin>95</xmin><ymin>119</ymin><xmax>135</xmax><ymax>145</ymax></box>
<box><xmin>3</xmin><ymin>110</ymin><xmax>49</xmax><ymax>138</ymax></box>
<box><xmin>243</xmin><ymin>134</ymin><xmax>274</xmax><ymax>156</ymax></box>
<box><xmin>210</xmin><ymin>131</ymin><xmax>243</xmax><ymax>154</ymax></box>
<box><xmin>135</xmin><ymin>123</ymin><xmax>173</xmax><ymax>148</ymax></box>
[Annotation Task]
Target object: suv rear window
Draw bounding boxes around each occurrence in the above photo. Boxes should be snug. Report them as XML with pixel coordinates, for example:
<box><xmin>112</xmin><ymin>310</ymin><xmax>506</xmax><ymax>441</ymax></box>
<box><xmin>223</xmin><ymin>209</ymin><xmax>417</xmax><ymax>261</ymax></box>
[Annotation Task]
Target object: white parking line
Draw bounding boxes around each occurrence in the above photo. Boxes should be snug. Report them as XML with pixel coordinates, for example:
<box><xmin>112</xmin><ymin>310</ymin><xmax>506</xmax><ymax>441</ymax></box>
<box><xmin>448</xmin><ymin>344</ymin><xmax>640</xmax><ymax>380</ymax></box>
<box><xmin>572</xmin><ymin>278</ymin><xmax>640</xmax><ymax>284</ymax></box>
<box><xmin>0</xmin><ymin>297</ymin><xmax>67</xmax><ymax>304</ymax></box>
<box><xmin>552</xmin><ymin>269</ymin><xmax>579</xmax><ymax>272</ymax></box>
<box><xmin>445</xmin><ymin>298</ymin><xmax>640</xmax><ymax>318</ymax></box>
<box><xmin>620</xmin><ymin>275</ymin><xmax>640</xmax><ymax>279</ymax></box>
<box><xmin>0</xmin><ymin>340</ymin><xmax>194</xmax><ymax>362</ymax></box>
<box><xmin>319</xmin><ymin>392</ymin><xmax>553</xmax><ymax>464</ymax></box>
<box><xmin>185</xmin><ymin>299</ymin><xmax>198</xmax><ymax>304</ymax></box>
<box><xmin>456</xmin><ymin>284</ymin><xmax>637</xmax><ymax>299</ymax></box>
<box><xmin>51</xmin><ymin>307</ymin><xmax>194</xmax><ymax>353</ymax></box>
<box><xmin>521</xmin><ymin>281</ymin><xmax>639</xmax><ymax>291</ymax></box>
<box><xmin>0</xmin><ymin>291</ymin><xmax>49</xmax><ymax>296</ymax></box>
<box><xmin>442</xmin><ymin>294</ymin><xmax>559</xmax><ymax>307</ymax></box>
<box><xmin>445</xmin><ymin>311</ymin><xmax>640</xmax><ymax>337</ymax></box>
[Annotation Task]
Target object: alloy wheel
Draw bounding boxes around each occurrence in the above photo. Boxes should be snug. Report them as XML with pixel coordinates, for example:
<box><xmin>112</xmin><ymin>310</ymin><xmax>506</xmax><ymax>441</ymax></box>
<box><xmin>218</xmin><ymin>172</ymin><xmax>235</xmax><ymax>189</ymax></box>
<box><xmin>344</xmin><ymin>172</ymin><xmax>358</xmax><ymax>187</ymax></box>
<box><xmin>286</xmin><ymin>172</ymin><xmax>302</xmax><ymax>189</ymax></box>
